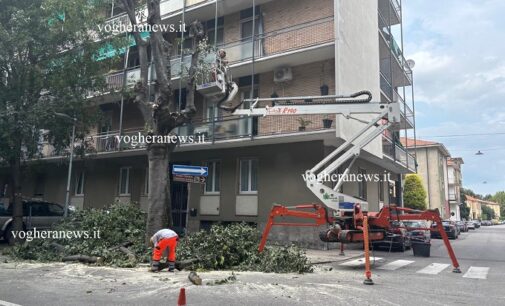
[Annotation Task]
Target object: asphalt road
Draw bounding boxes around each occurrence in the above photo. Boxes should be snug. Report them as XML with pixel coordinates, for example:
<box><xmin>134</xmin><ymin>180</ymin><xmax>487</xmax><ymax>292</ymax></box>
<box><xmin>1</xmin><ymin>225</ymin><xmax>504</xmax><ymax>306</ymax></box>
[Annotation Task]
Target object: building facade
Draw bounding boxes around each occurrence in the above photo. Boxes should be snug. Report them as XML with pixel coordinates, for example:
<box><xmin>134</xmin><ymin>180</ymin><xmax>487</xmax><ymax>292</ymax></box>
<box><xmin>402</xmin><ymin>138</ymin><xmax>452</xmax><ymax>219</ymax></box>
<box><xmin>466</xmin><ymin>195</ymin><xmax>501</xmax><ymax>221</ymax></box>
<box><xmin>0</xmin><ymin>0</ymin><xmax>416</xmax><ymax>248</ymax></box>
<box><xmin>447</xmin><ymin>157</ymin><xmax>464</xmax><ymax>220</ymax></box>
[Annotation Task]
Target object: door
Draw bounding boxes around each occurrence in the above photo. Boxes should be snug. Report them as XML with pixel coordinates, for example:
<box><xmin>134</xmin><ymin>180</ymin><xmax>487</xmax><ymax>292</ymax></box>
<box><xmin>240</xmin><ymin>12</ymin><xmax>263</xmax><ymax>60</ymax></box>
<box><xmin>169</xmin><ymin>162</ymin><xmax>189</xmax><ymax>235</ymax></box>
<box><xmin>239</xmin><ymin>89</ymin><xmax>259</xmax><ymax>136</ymax></box>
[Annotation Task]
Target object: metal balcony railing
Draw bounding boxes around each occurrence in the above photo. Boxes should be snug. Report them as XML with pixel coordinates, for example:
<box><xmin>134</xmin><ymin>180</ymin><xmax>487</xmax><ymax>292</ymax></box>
<box><xmin>39</xmin><ymin>114</ymin><xmax>336</xmax><ymax>157</ymax></box>
<box><xmin>378</xmin><ymin>11</ymin><xmax>412</xmax><ymax>84</ymax></box>
<box><xmin>104</xmin><ymin>18</ymin><xmax>334</xmax><ymax>89</ymax></box>
<box><xmin>382</xmin><ymin>135</ymin><xmax>416</xmax><ymax>171</ymax></box>
<box><xmin>380</xmin><ymin>73</ymin><xmax>414</xmax><ymax>128</ymax></box>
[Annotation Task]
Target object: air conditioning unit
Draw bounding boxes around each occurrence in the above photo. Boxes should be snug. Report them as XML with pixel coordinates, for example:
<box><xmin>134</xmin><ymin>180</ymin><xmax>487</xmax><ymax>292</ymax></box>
<box><xmin>274</xmin><ymin>67</ymin><xmax>292</xmax><ymax>83</ymax></box>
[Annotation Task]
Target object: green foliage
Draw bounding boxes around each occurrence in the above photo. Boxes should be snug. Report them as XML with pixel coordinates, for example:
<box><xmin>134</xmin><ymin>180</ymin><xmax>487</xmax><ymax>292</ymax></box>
<box><xmin>403</xmin><ymin>174</ymin><xmax>427</xmax><ymax>210</ymax></box>
<box><xmin>481</xmin><ymin>205</ymin><xmax>495</xmax><ymax>221</ymax></box>
<box><xmin>460</xmin><ymin>203</ymin><xmax>470</xmax><ymax>220</ymax></box>
<box><xmin>177</xmin><ymin>223</ymin><xmax>313</xmax><ymax>274</ymax></box>
<box><xmin>7</xmin><ymin>207</ymin><xmax>312</xmax><ymax>273</ymax></box>
<box><xmin>0</xmin><ymin>0</ymin><xmax>119</xmax><ymax>163</ymax></box>
<box><xmin>491</xmin><ymin>191</ymin><xmax>505</xmax><ymax>219</ymax></box>
<box><xmin>8</xmin><ymin>202</ymin><xmax>149</xmax><ymax>267</ymax></box>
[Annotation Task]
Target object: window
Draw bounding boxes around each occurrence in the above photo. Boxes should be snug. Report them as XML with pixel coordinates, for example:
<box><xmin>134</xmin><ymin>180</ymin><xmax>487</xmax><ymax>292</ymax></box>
<box><xmin>30</xmin><ymin>203</ymin><xmax>49</xmax><ymax>217</ymax></box>
<box><xmin>239</xmin><ymin>159</ymin><xmax>258</xmax><ymax>194</ymax></box>
<box><xmin>205</xmin><ymin>161</ymin><xmax>221</xmax><ymax>194</ymax></box>
<box><xmin>358</xmin><ymin>168</ymin><xmax>367</xmax><ymax>200</ymax></box>
<box><xmin>240</xmin><ymin>6</ymin><xmax>261</xmax><ymax>41</ymax></box>
<box><xmin>74</xmin><ymin>171</ymin><xmax>85</xmax><ymax>196</ymax></box>
<box><xmin>206</xmin><ymin>17</ymin><xmax>224</xmax><ymax>47</ymax></box>
<box><xmin>48</xmin><ymin>204</ymin><xmax>64</xmax><ymax>216</ymax></box>
<box><xmin>119</xmin><ymin>167</ymin><xmax>131</xmax><ymax>195</ymax></box>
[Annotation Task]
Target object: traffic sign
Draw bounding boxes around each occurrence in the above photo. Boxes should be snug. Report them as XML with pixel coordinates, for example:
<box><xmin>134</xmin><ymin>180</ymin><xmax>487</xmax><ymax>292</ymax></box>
<box><xmin>173</xmin><ymin>174</ymin><xmax>206</xmax><ymax>184</ymax></box>
<box><xmin>172</xmin><ymin>164</ymin><xmax>208</xmax><ymax>177</ymax></box>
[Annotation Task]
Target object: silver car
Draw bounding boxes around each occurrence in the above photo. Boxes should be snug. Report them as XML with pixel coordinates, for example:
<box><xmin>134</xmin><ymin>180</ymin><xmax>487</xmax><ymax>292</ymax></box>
<box><xmin>0</xmin><ymin>199</ymin><xmax>65</xmax><ymax>244</ymax></box>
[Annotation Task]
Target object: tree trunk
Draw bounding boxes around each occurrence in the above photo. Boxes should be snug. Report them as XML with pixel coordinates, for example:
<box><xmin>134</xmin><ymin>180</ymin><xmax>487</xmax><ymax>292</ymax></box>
<box><xmin>9</xmin><ymin>157</ymin><xmax>23</xmax><ymax>245</ymax></box>
<box><xmin>146</xmin><ymin>143</ymin><xmax>176</xmax><ymax>242</ymax></box>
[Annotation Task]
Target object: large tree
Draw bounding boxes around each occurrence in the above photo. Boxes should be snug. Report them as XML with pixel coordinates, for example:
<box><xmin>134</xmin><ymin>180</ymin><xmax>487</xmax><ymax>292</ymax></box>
<box><xmin>403</xmin><ymin>174</ymin><xmax>427</xmax><ymax>210</ymax></box>
<box><xmin>491</xmin><ymin>191</ymin><xmax>505</xmax><ymax>219</ymax></box>
<box><xmin>0</xmin><ymin>0</ymin><xmax>112</xmax><ymax>244</ymax></box>
<box><xmin>120</xmin><ymin>0</ymin><xmax>211</xmax><ymax>242</ymax></box>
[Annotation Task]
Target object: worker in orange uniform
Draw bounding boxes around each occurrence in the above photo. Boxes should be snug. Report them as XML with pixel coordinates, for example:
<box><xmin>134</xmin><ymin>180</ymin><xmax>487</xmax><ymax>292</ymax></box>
<box><xmin>150</xmin><ymin>228</ymin><xmax>179</xmax><ymax>272</ymax></box>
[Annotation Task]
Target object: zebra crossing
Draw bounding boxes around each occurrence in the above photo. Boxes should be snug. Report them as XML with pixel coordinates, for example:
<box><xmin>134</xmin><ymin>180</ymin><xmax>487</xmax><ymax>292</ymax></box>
<box><xmin>339</xmin><ymin>257</ymin><xmax>490</xmax><ymax>279</ymax></box>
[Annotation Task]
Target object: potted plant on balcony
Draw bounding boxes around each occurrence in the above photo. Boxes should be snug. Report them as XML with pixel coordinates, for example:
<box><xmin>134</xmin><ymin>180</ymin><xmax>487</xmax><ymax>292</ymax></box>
<box><xmin>297</xmin><ymin>117</ymin><xmax>313</xmax><ymax>132</ymax></box>
<box><xmin>322</xmin><ymin>114</ymin><xmax>333</xmax><ymax>128</ymax></box>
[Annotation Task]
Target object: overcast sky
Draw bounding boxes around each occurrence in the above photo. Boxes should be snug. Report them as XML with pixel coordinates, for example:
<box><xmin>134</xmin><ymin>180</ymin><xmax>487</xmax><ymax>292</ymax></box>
<box><xmin>402</xmin><ymin>0</ymin><xmax>505</xmax><ymax>196</ymax></box>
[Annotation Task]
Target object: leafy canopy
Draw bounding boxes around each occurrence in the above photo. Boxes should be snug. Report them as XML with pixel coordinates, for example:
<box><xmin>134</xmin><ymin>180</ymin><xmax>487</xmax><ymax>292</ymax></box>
<box><xmin>403</xmin><ymin>174</ymin><xmax>427</xmax><ymax>210</ymax></box>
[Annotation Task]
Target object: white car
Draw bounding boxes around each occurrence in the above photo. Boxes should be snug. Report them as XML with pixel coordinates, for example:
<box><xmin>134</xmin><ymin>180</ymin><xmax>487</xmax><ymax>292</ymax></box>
<box><xmin>466</xmin><ymin>221</ymin><xmax>476</xmax><ymax>230</ymax></box>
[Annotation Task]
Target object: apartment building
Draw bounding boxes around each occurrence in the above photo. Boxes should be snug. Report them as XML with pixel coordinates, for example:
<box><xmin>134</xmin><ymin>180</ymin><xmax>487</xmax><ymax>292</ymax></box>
<box><xmin>447</xmin><ymin>157</ymin><xmax>464</xmax><ymax>220</ymax></box>
<box><xmin>402</xmin><ymin>138</ymin><xmax>454</xmax><ymax>219</ymax></box>
<box><xmin>0</xmin><ymin>0</ymin><xmax>416</xmax><ymax>248</ymax></box>
<box><xmin>466</xmin><ymin>195</ymin><xmax>501</xmax><ymax>221</ymax></box>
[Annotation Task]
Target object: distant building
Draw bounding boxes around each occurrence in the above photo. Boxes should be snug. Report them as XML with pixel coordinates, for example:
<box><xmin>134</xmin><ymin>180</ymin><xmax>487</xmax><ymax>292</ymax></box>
<box><xmin>447</xmin><ymin>157</ymin><xmax>464</xmax><ymax>220</ymax></box>
<box><xmin>465</xmin><ymin>195</ymin><xmax>501</xmax><ymax>220</ymax></box>
<box><xmin>401</xmin><ymin>138</ymin><xmax>452</xmax><ymax>219</ymax></box>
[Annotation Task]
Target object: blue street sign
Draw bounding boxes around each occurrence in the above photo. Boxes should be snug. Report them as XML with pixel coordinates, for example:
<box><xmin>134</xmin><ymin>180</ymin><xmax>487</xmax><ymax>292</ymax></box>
<box><xmin>172</xmin><ymin>164</ymin><xmax>208</xmax><ymax>177</ymax></box>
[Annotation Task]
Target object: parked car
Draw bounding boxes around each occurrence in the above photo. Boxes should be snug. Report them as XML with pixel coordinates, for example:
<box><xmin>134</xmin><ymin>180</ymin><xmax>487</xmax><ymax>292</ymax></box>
<box><xmin>456</xmin><ymin>221</ymin><xmax>468</xmax><ymax>232</ymax></box>
<box><xmin>0</xmin><ymin>199</ymin><xmax>65</xmax><ymax>244</ymax></box>
<box><xmin>372</xmin><ymin>220</ymin><xmax>411</xmax><ymax>252</ymax></box>
<box><xmin>431</xmin><ymin>220</ymin><xmax>458</xmax><ymax>239</ymax></box>
<box><xmin>403</xmin><ymin>220</ymin><xmax>431</xmax><ymax>243</ymax></box>
<box><xmin>473</xmin><ymin>220</ymin><xmax>481</xmax><ymax>228</ymax></box>
<box><xmin>466</xmin><ymin>221</ymin><xmax>476</xmax><ymax>230</ymax></box>
<box><xmin>482</xmin><ymin>220</ymin><xmax>492</xmax><ymax>226</ymax></box>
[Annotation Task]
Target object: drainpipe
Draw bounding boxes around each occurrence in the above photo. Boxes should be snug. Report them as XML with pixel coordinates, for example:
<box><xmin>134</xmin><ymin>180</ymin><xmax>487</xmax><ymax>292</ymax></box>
<box><xmin>333</xmin><ymin>0</ymin><xmax>341</xmax><ymax>94</ymax></box>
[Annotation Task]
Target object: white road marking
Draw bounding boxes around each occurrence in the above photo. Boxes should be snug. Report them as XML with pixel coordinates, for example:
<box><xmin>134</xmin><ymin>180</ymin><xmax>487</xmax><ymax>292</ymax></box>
<box><xmin>463</xmin><ymin>266</ymin><xmax>489</xmax><ymax>279</ymax></box>
<box><xmin>339</xmin><ymin>257</ymin><xmax>383</xmax><ymax>267</ymax></box>
<box><xmin>0</xmin><ymin>300</ymin><xmax>23</xmax><ymax>306</ymax></box>
<box><xmin>416</xmin><ymin>263</ymin><xmax>450</xmax><ymax>275</ymax></box>
<box><xmin>377</xmin><ymin>259</ymin><xmax>415</xmax><ymax>271</ymax></box>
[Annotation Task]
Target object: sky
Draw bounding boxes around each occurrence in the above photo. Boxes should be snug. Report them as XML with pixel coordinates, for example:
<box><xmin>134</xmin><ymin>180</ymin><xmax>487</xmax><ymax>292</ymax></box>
<box><xmin>401</xmin><ymin>0</ymin><xmax>505</xmax><ymax>196</ymax></box>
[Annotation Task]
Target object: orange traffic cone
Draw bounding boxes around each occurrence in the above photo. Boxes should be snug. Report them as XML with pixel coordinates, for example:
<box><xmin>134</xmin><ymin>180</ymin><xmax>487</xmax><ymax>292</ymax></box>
<box><xmin>177</xmin><ymin>288</ymin><xmax>186</xmax><ymax>306</ymax></box>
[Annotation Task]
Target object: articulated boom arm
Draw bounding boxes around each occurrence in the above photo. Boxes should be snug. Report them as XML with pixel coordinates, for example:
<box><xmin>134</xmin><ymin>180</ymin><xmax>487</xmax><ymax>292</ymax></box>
<box><xmin>223</xmin><ymin>91</ymin><xmax>460</xmax><ymax>283</ymax></box>
<box><xmin>232</xmin><ymin>91</ymin><xmax>401</xmax><ymax>214</ymax></box>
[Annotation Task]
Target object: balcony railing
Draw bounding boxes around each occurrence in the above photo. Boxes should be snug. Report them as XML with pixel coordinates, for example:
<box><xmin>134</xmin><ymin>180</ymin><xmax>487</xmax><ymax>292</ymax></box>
<box><xmin>104</xmin><ymin>18</ymin><xmax>334</xmax><ymax>90</ymax></box>
<box><xmin>378</xmin><ymin>11</ymin><xmax>412</xmax><ymax>83</ymax></box>
<box><xmin>380</xmin><ymin>73</ymin><xmax>414</xmax><ymax>128</ymax></box>
<box><xmin>40</xmin><ymin>114</ymin><xmax>336</xmax><ymax>156</ymax></box>
<box><xmin>223</xmin><ymin>17</ymin><xmax>334</xmax><ymax>64</ymax></box>
<box><xmin>382</xmin><ymin>136</ymin><xmax>416</xmax><ymax>171</ymax></box>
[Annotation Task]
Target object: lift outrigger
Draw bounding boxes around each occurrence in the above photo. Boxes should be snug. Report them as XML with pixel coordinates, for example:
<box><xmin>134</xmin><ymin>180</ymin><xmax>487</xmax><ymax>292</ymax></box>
<box><xmin>196</xmin><ymin>61</ymin><xmax>460</xmax><ymax>284</ymax></box>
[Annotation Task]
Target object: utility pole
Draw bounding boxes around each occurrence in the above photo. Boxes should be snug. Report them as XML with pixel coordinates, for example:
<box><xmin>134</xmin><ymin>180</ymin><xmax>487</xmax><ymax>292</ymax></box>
<box><xmin>54</xmin><ymin>112</ymin><xmax>77</xmax><ymax>217</ymax></box>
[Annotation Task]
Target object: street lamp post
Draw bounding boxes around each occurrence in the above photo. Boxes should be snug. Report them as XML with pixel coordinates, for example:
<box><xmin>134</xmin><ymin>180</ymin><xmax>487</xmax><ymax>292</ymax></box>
<box><xmin>54</xmin><ymin>112</ymin><xmax>77</xmax><ymax>217</ymax></box>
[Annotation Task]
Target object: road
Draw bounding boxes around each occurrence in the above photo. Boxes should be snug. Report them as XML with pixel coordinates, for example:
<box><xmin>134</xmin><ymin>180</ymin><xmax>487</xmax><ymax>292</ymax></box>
<box><xmin>1</xmin><ymin>225</ymin><xmax>504</xmax><ymax>306</ymax></box>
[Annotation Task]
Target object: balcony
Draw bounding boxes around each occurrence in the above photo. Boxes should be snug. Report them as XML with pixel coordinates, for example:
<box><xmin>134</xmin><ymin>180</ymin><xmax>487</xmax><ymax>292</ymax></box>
<box><xmin>382</xmin><ymin>135</ymin><xmax>416</xmax><ymax>172</ymax></box>
<box><xmin>378</xmin><ymin>10</ymin><xmax>412</xmax><ymax>88</ymax></box>
<box><xmin>104</xmin><ymin>18</ymin><xmax>335</xmax><ymax>91</ymax></box>
<box><xmin>380</xmin><ymin>73</ymin><xmax>414</xmax><ymax>129</ymax></box>
<box><xmin>378</xmin><ymin>0</ymin><xmax>401</xmax><ymax>26</ymax></box>
<box><xmin>37</xmin><ymin>114</ymin><xmax>336</xmax><ymax>157</ymax></box>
